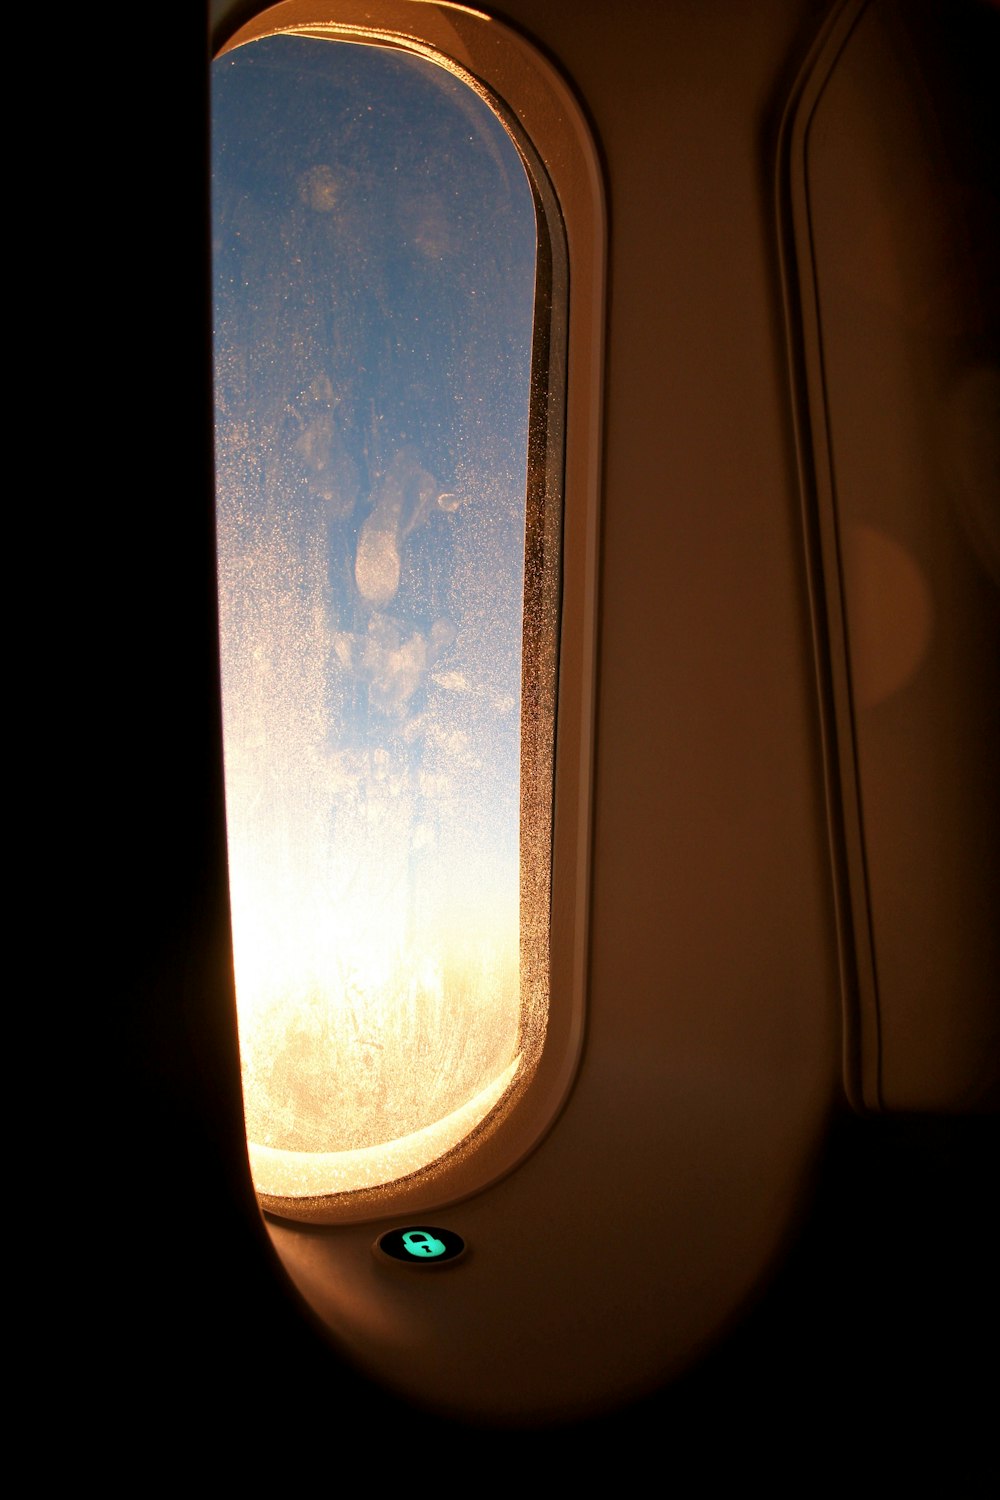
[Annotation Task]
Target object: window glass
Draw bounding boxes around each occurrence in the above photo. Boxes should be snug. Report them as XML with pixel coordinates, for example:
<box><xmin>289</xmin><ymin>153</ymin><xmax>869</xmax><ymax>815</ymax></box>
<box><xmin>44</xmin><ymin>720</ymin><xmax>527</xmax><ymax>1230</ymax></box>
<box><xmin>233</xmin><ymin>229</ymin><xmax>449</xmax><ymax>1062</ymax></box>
<box><xmin>212</xmin><ymin>35</ymin><xmax>540</xmax><ymax>1199</ymax></box>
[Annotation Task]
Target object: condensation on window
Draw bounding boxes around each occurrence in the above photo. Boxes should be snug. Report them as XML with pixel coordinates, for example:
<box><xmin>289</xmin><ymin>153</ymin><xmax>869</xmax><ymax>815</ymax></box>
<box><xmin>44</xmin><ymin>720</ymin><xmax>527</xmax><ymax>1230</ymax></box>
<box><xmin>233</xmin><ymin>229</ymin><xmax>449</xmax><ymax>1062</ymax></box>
<box><xmin>211</xmin><ymin>34</ymin><xmax>547</xmax><ymax>1200</ymax></box>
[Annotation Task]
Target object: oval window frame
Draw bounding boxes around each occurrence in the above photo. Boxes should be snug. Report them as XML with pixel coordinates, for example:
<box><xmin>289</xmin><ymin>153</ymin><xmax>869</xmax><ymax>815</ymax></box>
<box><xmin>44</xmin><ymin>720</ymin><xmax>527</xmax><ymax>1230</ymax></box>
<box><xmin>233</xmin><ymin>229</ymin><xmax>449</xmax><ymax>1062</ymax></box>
<box><xmin>213</xmin><ymin>0</ymin><xmax>605</xmax><ymax>1224</ymax></box>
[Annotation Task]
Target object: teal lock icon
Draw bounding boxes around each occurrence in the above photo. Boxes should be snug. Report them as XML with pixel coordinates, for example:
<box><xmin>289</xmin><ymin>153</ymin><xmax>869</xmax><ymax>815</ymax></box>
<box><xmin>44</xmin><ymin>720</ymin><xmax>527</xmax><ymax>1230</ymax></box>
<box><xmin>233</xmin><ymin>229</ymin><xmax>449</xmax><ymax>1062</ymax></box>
<box><xmin>375</xmin><ymin>1225</ymin><xmax>466</xmax><ymax>1266</ymax></box>
<box><xmin>402</xmin><ymin>1229</ymin><xmax>447</xmax><ymax>1258</ymax></box>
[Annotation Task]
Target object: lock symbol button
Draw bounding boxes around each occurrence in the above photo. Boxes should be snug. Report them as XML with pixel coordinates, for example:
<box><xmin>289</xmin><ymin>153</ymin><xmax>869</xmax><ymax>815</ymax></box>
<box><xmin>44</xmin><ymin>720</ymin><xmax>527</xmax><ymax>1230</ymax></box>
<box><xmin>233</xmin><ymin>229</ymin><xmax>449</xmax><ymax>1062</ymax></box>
<box><xmin>401</xmin><ymin>1229</ymin><xmax>447</xmax><ymax>1258</ymax></box>
<box><xmin>376</xmin><ymin>1226</ymin><xmax>466</xmax><ymax>1266</ymax></box>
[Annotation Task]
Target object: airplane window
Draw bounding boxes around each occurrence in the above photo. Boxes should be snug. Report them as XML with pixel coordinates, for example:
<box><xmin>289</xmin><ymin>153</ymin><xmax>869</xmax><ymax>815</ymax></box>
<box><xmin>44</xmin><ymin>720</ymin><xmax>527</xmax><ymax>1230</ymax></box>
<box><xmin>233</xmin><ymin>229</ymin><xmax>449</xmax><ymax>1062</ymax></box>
<box><xmin>211</xmin><ymin>32</ymin><xmax>558</xmax><ymax>1209</ymax></box>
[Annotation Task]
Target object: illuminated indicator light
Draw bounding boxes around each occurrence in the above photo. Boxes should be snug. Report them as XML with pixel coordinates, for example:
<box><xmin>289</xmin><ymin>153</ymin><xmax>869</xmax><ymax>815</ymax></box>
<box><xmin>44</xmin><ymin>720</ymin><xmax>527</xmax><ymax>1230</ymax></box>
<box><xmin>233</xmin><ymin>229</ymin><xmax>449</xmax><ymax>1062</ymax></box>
<box><xmin>376</xmin><ymin>1227</ymin><xmax>467</xmax><ymax>1265</ymax></box>
<box><xmin>403</xmin><ymin>1230</ymin><xmax>446</xmax><ymax>1257</ymax></box>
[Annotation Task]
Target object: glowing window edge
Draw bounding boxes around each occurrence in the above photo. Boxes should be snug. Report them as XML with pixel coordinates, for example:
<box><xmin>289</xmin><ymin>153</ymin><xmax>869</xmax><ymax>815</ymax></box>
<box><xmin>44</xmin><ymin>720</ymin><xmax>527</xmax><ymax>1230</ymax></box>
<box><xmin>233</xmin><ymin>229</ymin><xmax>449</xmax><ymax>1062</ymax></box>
<box><xmin>213</xmin><ymin>0</ymin><xmax>605</xmax><ymax>1225</ymax></box>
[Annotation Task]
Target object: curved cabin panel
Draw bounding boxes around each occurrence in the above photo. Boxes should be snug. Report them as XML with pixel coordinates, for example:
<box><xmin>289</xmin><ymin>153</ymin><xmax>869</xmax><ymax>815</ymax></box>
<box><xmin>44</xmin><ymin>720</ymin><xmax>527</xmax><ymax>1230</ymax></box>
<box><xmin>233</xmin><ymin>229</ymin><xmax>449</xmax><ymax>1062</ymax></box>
<box><xmin>780</xmin><ymin>0</ymin><xmax>1000</xmax><ymax>1109</ymax></box>
<box><xmin>171</xmin><ymin>0</ymin><xmax>1000</xmax><ymax>1426</ymax></box>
